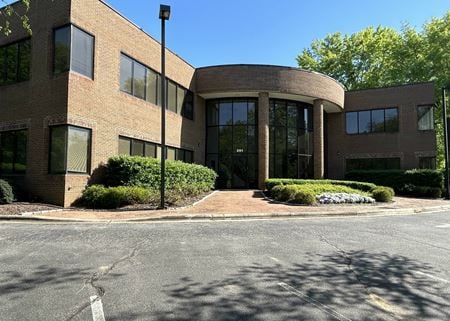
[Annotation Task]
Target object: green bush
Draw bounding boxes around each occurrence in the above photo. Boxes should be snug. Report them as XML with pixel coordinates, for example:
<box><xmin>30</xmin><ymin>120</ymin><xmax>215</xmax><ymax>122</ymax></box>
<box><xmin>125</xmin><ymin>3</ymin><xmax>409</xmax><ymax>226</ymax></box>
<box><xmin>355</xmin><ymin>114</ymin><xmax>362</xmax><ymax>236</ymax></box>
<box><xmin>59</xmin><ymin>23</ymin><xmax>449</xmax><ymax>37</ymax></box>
<box><xmin>265</xmin><ymin>179</ymin><xmax>376</xmax><ymax>193</ymax></box>
<box><xmin>0</xmin><ymin>179</ymin><xmax>14</xmax><ymax>204</ymax></box>
<box><xmin>271</xmin><ymin>183</ymin><xmax>368</xmax><ymax>204</ymax></box>
<box><xmin>345</xmin><ymin>169</ymin><xmax>443</xmax><ymax>191</ymax></box>
<box><xmin>398</xmin><ymin>184</ymin><xmax>442</xmax><ymax>198</ymax></box>
<box><xmin>371</xmin><ymin>186</ymin><xmax>395</xmax><ymax>202</ymax></box>
<box><xmin>81</xmin><ymin>185</ymin><xmax>158</xmax><ymax>209</ymax></box>
<box><xmin>293</xmin><ymin>190</ymin><xmax>316</xmax><ymax>205</ymax></box>
<box><xmin>105</xmin><ymin>155</ymin><xmax>217</xmax><ymax>196</ymax></box>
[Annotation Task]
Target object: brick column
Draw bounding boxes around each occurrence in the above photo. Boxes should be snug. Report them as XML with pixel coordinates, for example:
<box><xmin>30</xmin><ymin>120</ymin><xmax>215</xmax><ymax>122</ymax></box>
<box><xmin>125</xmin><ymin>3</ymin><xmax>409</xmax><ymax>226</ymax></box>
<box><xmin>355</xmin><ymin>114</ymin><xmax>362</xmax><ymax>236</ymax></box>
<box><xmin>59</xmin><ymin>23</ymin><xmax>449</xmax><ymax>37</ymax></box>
<box><xmin>313</xmin><ymin>99</ymin><xmax>324</xmax><ymax>179</ymax></box>
<box><xmin>258</xmin><ymin>92</ymin><xmax>270</xmax><ymax>189</ymax></box>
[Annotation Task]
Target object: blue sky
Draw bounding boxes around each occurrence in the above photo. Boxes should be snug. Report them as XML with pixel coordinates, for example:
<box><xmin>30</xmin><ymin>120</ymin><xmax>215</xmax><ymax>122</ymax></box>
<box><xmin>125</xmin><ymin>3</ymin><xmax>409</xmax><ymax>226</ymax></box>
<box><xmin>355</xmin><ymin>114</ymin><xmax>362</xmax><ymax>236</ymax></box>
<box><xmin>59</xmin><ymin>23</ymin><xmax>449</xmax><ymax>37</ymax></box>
<box><xmin>6</xmin><ymin>0</ymin><xmax>450</xmax><ymax>67</ymax></box>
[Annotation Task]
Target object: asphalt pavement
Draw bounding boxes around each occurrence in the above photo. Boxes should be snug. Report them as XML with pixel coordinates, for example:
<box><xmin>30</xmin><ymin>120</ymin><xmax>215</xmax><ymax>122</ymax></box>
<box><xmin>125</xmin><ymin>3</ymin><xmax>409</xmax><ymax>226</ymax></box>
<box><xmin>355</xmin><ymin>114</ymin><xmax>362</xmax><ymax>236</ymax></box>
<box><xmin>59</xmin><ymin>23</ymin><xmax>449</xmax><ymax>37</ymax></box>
<box><xmin>1</xmin><ymin>211</ymin><xmax>449</xmax><ymax>321</ymax></box>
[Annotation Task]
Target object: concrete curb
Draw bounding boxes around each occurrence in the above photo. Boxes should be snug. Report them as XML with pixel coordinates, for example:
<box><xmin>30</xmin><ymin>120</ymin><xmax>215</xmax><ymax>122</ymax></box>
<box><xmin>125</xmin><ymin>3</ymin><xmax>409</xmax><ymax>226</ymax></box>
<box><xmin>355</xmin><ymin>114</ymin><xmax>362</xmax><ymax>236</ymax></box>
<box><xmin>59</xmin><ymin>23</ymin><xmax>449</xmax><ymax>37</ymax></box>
<box><xmin>1</xmin><ymin>203</ymin><xmax>450</xmax><ymax>223</ymax></box>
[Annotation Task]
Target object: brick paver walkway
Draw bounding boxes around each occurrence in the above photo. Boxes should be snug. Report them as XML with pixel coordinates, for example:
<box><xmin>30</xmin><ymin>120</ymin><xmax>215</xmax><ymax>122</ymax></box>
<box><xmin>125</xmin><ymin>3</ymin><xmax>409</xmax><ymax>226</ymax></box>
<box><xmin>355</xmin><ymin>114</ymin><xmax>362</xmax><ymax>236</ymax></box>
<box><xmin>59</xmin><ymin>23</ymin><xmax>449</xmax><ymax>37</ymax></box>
<box><xmin>35</xmin><ymin>190</ymin><xmax>450</xmax><ymax>221</ymax></box>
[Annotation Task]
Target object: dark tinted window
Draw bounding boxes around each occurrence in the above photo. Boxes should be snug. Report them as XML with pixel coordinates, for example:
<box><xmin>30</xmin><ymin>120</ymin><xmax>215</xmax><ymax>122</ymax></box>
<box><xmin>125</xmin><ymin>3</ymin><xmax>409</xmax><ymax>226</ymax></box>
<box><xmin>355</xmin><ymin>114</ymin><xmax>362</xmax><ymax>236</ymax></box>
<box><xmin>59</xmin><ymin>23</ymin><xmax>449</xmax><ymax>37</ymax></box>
<box><xmin>71</xmin><ymin>26</ymin><xmax>94</xmax><ymax>78</ymax></box>
<box><xmin>0</xmin><ymin>39</ymin><xmax>31</xmax><ymax>85</ymax></box>
<box><xmin>54</xmin><ymin>25</ymin><xmax>94</xmax><ymax>78</ymax></box>
<box><xmin>358</xmin><ymin>111</ymin><xmax>371</xmax><ymax>133</ymax></box>
<box><xmin>0</xmin><ymin>130</ymin><xmax>27</xmax><ymax>174</ymax></box>
<box><xmin>49</xmin><ymin>125</ymin><xmax>91</xmax><ymax>174</ymax></box>
<box><xmin>167</xmin><ymin>80</ymin><xmax>177</xmax><ymax>113</ymax></box>
<box><xmin>346</xmin><ymin>112</ymin><xmax>358</xmax><ymax>134</ymax></box>
<box><xmin>120</xmin><ymin>55</ymin><xmax>133</xmax><ymax>94</ymax></box>
<box><xmin>419</xmin><ymin>157</ymin><xmax>436</xmax><ymax>169</ymax></box>
<box><xmin>347</xmin><ymin>108</ymin><xmax>398</xmax><ymax>134</ymax></box>
<box><xmin>54</xmin><ymin>26</ymin><xmax>71</xmax><ymax>74</ymax></box>
<box><xmin>182</xmin><ymin>90</ymin><xmax>194</xmax><ymax>120</ymax></box>
<box><xmin>146</xmin><ymin>69</ymin><xmax>158</xmax><ymax>105</ymax></box>
<box><xmin>133</xmin><ymin>62</ymin><xmax>146</xmax><ymax>99</ymax></box>
<box><xmin>385</xmin><ymin>108</ymin><xmax>399</xmax><ymax>132</ymax></box>
<box><xmin>371</xmin><ymin>109</ymin><xmax>385</xmax><ymax>132</ymax></box>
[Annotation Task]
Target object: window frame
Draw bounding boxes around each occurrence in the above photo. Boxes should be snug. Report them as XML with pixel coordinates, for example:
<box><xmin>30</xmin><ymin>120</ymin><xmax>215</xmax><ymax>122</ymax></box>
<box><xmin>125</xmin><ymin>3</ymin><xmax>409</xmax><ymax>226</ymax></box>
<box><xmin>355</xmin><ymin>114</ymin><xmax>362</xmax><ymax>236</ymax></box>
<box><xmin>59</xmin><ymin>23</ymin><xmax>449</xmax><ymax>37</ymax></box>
<box><xmin>0</xmin><ymin>129</ymin><xmax>28</xmax><ymax>175</ymax></box>
<box><xmin>48</xmin><ymin>124</ymin><xmax>92</xmax><ymax>175</ymax></box>
<box><xmin>0</xmin><ymin>37</ymin><xmax>31</xmax><ymax>86</ymax></box>
<box><xmin>53</xmin><ymin>23</ymin><xmax>95</xmax><ymax>79</ymax></box>
<box><xmin>118</xmin><ymin>52</ymin><xmax>194</xmax><ymax>120</ymax></box>
<box><xmin>118</xmin><ymin>135</ymin><xmax>193</xmax><ymax>163</ymax></box>
<box><xmin>345</xmin><ymin>107</ymin><xmax>399</xmax><ymax>135</ymax></box>
<box><xmin>417</xmin><ymin>105</ymin><xmax>434</xmax><ymax>131</ymax></box>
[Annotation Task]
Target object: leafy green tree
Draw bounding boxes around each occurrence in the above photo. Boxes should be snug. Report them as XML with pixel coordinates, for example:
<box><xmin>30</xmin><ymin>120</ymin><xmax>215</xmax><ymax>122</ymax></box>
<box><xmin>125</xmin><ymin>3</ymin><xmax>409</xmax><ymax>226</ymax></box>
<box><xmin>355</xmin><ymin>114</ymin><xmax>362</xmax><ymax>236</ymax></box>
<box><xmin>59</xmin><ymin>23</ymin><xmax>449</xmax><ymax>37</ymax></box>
<box><xmin>0</xmin><ymin>0</ymin><xmax>31</xmax><ymax>36</ymax></box>
<box><xmin>297</xmin><ymin>12</ymin><xmax>450</xmax><ymax>168</ymax></box>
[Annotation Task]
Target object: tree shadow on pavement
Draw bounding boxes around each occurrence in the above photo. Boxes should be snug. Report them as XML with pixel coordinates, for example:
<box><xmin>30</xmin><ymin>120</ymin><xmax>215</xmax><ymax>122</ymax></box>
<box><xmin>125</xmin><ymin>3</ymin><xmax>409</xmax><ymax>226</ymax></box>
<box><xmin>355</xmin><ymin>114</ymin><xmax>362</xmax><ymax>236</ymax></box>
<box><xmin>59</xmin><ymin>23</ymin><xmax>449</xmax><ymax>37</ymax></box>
<box><xmin>0</xmin><ymin>264</ymin><xmax>123</xmax><ymax>300</ymax></box>
<box><xmin>152</xmin><ymin>250</ymin><xmax>450</xmax><ymax>321</ymax></box>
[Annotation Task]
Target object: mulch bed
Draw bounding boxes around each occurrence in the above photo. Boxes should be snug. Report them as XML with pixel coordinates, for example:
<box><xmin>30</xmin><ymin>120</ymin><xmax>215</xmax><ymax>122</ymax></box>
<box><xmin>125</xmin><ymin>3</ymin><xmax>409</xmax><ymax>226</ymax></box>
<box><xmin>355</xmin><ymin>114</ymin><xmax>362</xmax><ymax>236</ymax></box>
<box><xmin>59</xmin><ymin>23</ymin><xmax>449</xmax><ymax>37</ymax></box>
<box><xmin>0</xmin><ymin>202</ymin><xmax>62</xmax><ymax>216</ymax></box>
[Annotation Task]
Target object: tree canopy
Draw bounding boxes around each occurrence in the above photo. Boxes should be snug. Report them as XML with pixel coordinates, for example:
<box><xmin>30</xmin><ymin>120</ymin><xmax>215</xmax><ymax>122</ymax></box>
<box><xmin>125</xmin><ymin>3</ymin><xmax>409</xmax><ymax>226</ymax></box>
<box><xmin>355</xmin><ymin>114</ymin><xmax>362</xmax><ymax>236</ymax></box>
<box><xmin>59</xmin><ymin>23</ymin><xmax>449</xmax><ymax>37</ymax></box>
<box><xmin>0</xmin><ymin>0</ymin><xmax>31</xmax><ymax>36</ymax></box>
<box><xmin>297</xmin><ymin>12</ymin><xmax>449</xmax><ymax>91</ymax></box>
<box><xmin>298</xmin><ymin>12</ymin><xmax>450</xmax><ymax>168</ymax></box>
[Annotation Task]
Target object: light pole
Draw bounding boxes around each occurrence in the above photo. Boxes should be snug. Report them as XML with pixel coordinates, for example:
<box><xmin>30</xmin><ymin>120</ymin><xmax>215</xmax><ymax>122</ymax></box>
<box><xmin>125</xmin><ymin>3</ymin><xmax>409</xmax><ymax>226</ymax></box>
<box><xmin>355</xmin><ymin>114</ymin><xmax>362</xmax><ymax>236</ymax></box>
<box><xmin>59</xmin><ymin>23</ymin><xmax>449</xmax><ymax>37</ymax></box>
<box><xmin>159</xmin><ymin>4</ymin><xmax>170</xmax><ymax>209</ymax></box>
<box><xmin>443</xmin><ymin>85</ymin><xmax>450</xmax><ymax>199</ymax></box>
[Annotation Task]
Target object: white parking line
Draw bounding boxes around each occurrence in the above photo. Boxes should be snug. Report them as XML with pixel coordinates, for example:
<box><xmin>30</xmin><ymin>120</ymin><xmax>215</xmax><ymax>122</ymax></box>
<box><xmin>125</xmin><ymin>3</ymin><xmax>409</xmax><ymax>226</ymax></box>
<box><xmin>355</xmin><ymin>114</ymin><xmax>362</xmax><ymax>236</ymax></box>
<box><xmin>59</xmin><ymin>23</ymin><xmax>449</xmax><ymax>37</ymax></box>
<box><xmin>436</xmin><ymin>223</ymin><xmax>450</xmax><ymax>228</ymax></box>
<box><xmin>413</xmin><ymin>271</ymin><xmax>450</xmax><ymax>284</ymax></box>
<box><xmin>90</xmin><ymin>295</ymin><xmax>106</xmax><ymax>321</ymax></box>
<box><xmin>278</xmin><ymin>282</ymin><xmax>353</xmax><ymax>321</ymax></box>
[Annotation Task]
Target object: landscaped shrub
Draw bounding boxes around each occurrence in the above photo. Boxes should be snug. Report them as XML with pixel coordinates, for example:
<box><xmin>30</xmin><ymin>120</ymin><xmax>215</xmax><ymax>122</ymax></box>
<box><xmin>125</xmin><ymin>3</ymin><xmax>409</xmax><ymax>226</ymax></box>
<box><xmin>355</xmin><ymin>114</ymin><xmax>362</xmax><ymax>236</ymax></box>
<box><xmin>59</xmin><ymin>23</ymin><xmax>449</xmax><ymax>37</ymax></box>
<box><xmin>105</xmin><ymin>155</ymin><xmax>217</xmax><ymax>196</ymax></box>
<box><xmin>398</xmin><ymin>184</ymin><xmax>442</xmax><ymax>198</ymax></box>
<box><xmin>293</xmin><ymin>190</ymin><xmax>316</xmax><ymax>205</ymax></box>
<box><xmin>0</xmin><ymin>179</ymin><xmax>14</xmax><ymax>204</ymax></box>
<box><xmin>265</xmin><ymin>178</ymin><xmax>376</xmax><ymax>193</ymax></box>
<box><xmin>271</xmin><ymin>183</ymin><xmax>370</xmax><ymax>205</ymax></box>
<box><xmin>371</xmin><ymin>186</ymin><xmax>395</xmax><ymax>202</ymax></box>
<box><xmin>345</xmin><ymin>169</ymin><xmax>443</xmax><ymax>191</ymax></box>
<box><xmin>81</xmin><ymin>185</ymin><xmax>158</xmax><ymax>209</ymax></box>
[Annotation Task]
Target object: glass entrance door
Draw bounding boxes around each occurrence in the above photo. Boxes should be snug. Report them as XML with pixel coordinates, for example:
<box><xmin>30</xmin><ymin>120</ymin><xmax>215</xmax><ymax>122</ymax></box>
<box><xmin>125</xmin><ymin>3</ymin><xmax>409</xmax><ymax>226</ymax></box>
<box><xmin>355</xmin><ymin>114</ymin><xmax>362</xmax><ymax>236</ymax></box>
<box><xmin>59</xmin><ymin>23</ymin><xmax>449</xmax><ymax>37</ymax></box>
<box><xmin>206</xmin><ymin>99</ymin><xmax>258</xmax><ymax>189</ymax></box>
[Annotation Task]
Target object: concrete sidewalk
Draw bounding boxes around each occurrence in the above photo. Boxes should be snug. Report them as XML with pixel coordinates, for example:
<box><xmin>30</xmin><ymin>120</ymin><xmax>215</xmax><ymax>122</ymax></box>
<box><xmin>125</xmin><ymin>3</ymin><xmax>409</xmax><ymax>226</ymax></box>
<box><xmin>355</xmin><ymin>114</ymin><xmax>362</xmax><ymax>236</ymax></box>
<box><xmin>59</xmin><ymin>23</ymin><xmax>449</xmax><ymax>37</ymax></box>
<box><xmin>2</xmin><ymin>190</ymin><xmax>450</xmax><ymax>222</ymax></box>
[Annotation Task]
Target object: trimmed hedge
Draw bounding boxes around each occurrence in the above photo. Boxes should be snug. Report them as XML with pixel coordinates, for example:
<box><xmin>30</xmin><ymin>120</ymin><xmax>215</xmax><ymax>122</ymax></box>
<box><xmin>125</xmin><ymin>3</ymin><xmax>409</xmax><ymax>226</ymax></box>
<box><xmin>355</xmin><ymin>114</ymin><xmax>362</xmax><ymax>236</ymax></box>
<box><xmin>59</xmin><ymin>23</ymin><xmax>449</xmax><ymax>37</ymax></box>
<box><xmin>105</xmin><ymin>155</ymin><xmax>217</xmax><ymax>194</ymax></box>
<box><xmin>271</xmin><ymin>183</ymin><xmax>369</xmax><ymax>205</ymax></box>
<box><xmin>345</xmin><ymin>169</ymin><xmax>443</xmax><ymax>189</ymax></box>
<box><xmin>265</xmin><ymin>178</ymin><xmax>376</xmax><ymax>193</ymax></box>
<box><xmin>81</xmin><ymin>185</ymin><xmax>158</xmax><ymax>209</ymax></box>
<box><xmin>0</xmin><ymin>179</ymin><xmax>14</xmax><ymax>204</ymax></box>
<box><xmin>372</xmin><ymin>186</ymin><xmax>395</xmax><ymax>202</ymax></box>
<box><xmin>398</xmin><ymin>184</ymin><xmax>442</xmax><ymax>198</ymax></box>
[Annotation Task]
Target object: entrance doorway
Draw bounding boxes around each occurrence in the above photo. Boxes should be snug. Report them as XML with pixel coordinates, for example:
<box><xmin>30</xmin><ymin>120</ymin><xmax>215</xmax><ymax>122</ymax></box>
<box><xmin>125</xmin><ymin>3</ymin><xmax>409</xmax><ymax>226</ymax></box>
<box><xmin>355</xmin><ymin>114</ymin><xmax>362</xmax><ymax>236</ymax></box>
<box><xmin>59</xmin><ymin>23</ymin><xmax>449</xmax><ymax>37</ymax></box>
<box><xmin>206</xmin><ymin>99</ymin><xmax>258</xmax><ymax>189</ymax></box>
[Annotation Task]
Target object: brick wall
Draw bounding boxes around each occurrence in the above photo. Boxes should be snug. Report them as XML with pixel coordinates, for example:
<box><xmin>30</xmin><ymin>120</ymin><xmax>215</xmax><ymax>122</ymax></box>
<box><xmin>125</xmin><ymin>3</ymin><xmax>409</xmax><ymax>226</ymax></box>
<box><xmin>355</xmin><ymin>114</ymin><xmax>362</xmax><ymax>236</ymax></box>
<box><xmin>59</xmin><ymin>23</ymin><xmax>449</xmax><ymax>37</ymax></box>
<box><xmin>327</xmin><ymin>82</ymin><xmax>436</xmax><ymax>178</ymax></box>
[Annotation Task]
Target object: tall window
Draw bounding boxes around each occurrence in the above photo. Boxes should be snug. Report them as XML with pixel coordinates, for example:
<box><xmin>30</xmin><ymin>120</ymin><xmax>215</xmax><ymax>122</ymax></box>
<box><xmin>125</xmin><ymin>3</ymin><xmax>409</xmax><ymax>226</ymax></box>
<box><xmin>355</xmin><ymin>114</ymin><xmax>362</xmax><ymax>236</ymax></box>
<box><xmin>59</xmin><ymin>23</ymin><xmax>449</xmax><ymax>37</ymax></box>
<box><xmin>0</xmin><ymin>130</ymin><xmax>27</xmax><ymax>174</ymax></box>
<box><xmin>269</xmin><ymin>99</ymin><xmax>313</xmax><ymax>179</ymax></box>
<box><xmin>119</xmin><ymin>53</ymin><xmax>194</xmax><ymax>120</ymax></box>
<box><xmin>206</xmin><ymin>99</ymin><xmax>258</xmax><ymax>188</ymax></box>
<box><xmin>49</xmin><ymin>125</ymin><xmax>91</xmax><ymax>174</ymax></box>
<box><xmin>346</xmin><ymin>108</ymin><xmax>398</xmax><ymax>134</ymax></box>
<box><xmin>0</xmin><ymin>38</ymin><xmax>31</xmax><ymax>85</ymax></box>
<box><xmin>54</xmin><ymin>25</ymin><xmax>94</xmax><ymax>79</ymax></box>
<box><xmin>417</xmin><ymin>105</ymin><xmax>434</xmax><ymax>130</ymax></box>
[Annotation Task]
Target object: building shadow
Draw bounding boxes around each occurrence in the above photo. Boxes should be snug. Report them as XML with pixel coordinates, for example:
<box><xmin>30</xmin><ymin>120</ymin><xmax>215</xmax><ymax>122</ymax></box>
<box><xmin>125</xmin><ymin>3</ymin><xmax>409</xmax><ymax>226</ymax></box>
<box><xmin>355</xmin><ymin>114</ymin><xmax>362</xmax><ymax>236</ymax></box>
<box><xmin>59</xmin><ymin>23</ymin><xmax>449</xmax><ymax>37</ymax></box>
<box><xmin>151</xmin><ymin>250</ymin><xmax>449</xmax><ymax>321</ymax></box>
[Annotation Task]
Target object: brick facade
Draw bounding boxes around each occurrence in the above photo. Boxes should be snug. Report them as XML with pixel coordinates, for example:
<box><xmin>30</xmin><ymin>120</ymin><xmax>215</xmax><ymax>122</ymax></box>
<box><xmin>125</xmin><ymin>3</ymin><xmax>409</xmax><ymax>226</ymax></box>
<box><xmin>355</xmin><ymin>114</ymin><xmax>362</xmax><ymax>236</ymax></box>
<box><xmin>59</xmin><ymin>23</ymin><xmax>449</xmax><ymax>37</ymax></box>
<box><xmin>0</xmin><ymin>0</ymin><xmax>436</xmax><ymax>206</ymax></box>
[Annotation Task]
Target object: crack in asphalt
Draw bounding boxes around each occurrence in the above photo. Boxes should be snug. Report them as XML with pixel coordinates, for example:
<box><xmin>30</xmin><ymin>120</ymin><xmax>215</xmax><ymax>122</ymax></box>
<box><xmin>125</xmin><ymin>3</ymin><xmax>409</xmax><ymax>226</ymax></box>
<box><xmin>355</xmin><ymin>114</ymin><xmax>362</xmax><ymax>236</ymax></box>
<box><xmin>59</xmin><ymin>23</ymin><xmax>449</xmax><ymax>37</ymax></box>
<box><xmin>63</xmin><ymin>244</ymin><xmax>141</xmax><ymax>321</ymax></box>
<box><xmin>314</xmin><ymin>231</ymin><xmax>405</xmax><ymax>320</ymax></box>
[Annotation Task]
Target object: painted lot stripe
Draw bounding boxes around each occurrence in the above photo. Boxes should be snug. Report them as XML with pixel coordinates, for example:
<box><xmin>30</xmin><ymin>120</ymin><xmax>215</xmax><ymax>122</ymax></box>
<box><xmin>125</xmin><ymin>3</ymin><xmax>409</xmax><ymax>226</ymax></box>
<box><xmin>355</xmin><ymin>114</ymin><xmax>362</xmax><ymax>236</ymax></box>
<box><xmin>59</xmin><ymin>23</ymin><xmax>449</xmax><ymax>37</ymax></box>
<box><xmin>436</xmin><ymin>223</ymin><xmax>450</xmax><ymax>228</ymax></box>
<box><xmin>90</xmin><ymin>295</ymin><xmax>106</xmax><ymax>321</ymax></box>
<box><xmin>278</xmin><ymin>282</ymin><xmax>353</xmax><ymax>321</ymax></box>
<box><xmin>413</xmin><ymin>271</ymin><xmax>450</xmax><ymax>284</ymax></box>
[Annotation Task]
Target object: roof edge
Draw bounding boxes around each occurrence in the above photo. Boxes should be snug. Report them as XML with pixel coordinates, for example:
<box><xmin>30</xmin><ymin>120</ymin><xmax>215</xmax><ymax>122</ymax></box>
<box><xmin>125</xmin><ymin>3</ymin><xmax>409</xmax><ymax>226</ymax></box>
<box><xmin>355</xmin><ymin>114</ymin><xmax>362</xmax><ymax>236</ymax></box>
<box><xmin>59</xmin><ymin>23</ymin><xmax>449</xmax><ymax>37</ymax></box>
<box><xmin>346</xmin><ymin>81</ymin><xmax>435</xmax><ymax>93</ymax></box>
<box><xmin>196</xmin><ymin>64</ymin><xmax>346</xmax><ymax>90</ymax></box>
